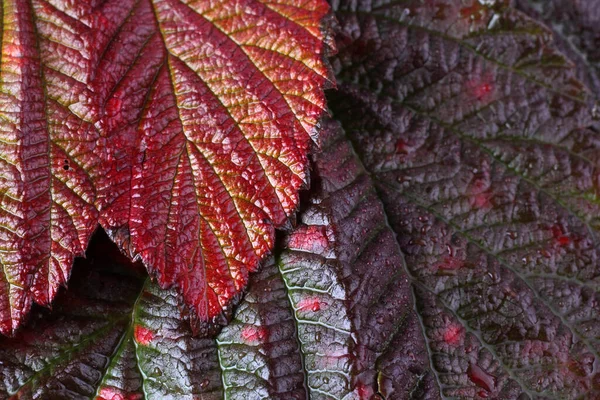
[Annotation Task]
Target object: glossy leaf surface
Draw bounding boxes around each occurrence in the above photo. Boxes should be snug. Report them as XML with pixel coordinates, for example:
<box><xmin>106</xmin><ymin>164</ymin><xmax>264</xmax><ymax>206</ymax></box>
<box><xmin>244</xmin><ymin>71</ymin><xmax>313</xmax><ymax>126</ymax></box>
<box><xmin>0</xmin><ymin>0</ymin><xmax>333</xmax><ymax>335</ymax></box>
<box><xmin>330</xmin><ymin>0</ymin><xmax>600</xmax><ymax>397</ymax></box>
<box><xmin>516</xmin><ymin>0</ymin><xmax>600</xmax><ymax>99</ymax></box>
<box><xmin>0</xmin><ymin>120</ymin><xmax>435</xmax><ymax>399</ymax></box>
<box><xmin>3</xmin><ymin>0</ymin><xmax>600</xmax><ymax>399</ymax></box>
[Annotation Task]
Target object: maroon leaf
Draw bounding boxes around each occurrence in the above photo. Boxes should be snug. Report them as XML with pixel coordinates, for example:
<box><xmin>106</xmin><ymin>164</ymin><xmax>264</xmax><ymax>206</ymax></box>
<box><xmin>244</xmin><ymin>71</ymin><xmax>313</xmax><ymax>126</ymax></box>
<box><xmin>516</xmin><ymin>0</ymin><xmax>600</xmax><ymax>100</ymax></box>
<box><xmin>329</xmin><ymin>0</ymin><xmax>600</xmax><ymax>397</ymax></box>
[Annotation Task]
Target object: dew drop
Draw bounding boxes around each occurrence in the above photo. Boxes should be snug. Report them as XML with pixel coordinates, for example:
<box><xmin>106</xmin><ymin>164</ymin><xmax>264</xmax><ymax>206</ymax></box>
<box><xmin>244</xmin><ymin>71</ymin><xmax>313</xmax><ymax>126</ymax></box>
<box><xmin>323</xmin><ymin>377</ymin><xmax>330</xmax><ymax>384</ymax></box>
<box><xmin>593</xmin><ymin>102</ymin><xmax>600</xmax><ymax>120</ymax></box>
<box><xmin>468</xmin><ymin>363</ymin><xmax>496</xmax><ymax>393</ymax></box>
<box><xmin>200</xmin><ymin>379</ymin><xmax>210</xmax><ymax>389</ymax></box>
<box><xmin>315</xmin><ymin>332</ymin><xmax>322</xmax><ymax>342</ymax></box>
<box><xmin>153</xmin><ymin>367</ymin><xmax>163</xmax><ymax>376</ymax></box>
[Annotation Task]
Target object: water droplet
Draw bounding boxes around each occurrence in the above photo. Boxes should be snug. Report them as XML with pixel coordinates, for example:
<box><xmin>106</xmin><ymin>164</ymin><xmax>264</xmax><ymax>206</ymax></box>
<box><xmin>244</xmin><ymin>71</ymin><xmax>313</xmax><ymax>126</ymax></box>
<box><xmin>315</xmin><ymin>332</ymin><xmax>322</xmax><ymax>342</ymax></box>
<box><xmin>593</xmin><ymin>102</ymin><xmax>600</xmax><ymax>120</ymax></box>
<box><xmin>468</xmin><ymin>363</ymin><xmax>496</xmax><ymax>392</ymax></box>
<box><xmin>200</xmin><ymin>379</ymin><xmax>210</xmax><ymax>389</ymax></box>
<box><xmin>153</xmin><ymin>367</ymin><xmax>163</xmax><ymax>376</ymax></box>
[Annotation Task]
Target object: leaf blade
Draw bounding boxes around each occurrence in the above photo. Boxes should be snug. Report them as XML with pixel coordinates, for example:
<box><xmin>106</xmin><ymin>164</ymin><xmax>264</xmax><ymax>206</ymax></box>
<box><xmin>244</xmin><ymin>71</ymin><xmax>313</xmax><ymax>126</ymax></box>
<box><xmin>330</xmin><ymin>0</ymin><xmax>600</xmax><ymax>397</ymax></box>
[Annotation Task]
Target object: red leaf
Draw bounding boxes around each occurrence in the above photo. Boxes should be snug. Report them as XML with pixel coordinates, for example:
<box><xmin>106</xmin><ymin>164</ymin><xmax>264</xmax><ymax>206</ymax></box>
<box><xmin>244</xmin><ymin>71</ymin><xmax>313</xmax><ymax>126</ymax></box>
<box><xmin>0</xmin><ymin>0</ymin><xmax>333</xmax><ymax>335</ymax></box>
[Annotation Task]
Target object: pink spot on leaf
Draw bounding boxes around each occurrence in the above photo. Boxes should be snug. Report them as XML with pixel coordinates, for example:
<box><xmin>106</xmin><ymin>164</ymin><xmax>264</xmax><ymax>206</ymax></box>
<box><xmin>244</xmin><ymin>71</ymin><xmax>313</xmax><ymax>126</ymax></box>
<box><xmin>474</xmin><ymin>83</ymin><xmax>493</xmax><ymax>98</ymax></box>
<box><xmin>466</xmin><ymin>76</ymin><xmax>495</xmax><ymax>101</ymax></box>
<box><xmin>551</xmin><ymin>224</ymin><xmax>571</xmax><ymax>246</ymax></box>
<box><xmin>97</xmin><ymin>387</ymin><xmax>142</xmax><ymax>400</ymax></box>
<box><xmin>395</xmin><ymin>139</ymin><xmax>415</xmax><ymax>155</ymax></box>
<box><xmin>297</xmin><ymin>296</ymin><xmax>326</xmax><ymax>312</ymax></box>
<box><xmin>356</xmin><ymin>382</ymin><xmax>374</xmax><ymax>399</ymax></box>
<box><xmin>241</xmin><ymin>325</ymin><xmax>268</xmax><ymax>343</ymax></box>
<box><xmin>133</xmin><ymin>325</ymin><xmax>154</xmax><ymax>346</ymax></box>
<box><xmin>287</xmin><ymin>225</ymin><xmax>330</xmax><ymax>254</ymax></box>
<box><xmin>436</xmin><ymin>245</ymin><xmax>465</xmax><ymax>274</ymax></box>
<box><xmin>460</xmin><ymin>2</ymin><xmax>485</xmax><ymax>20</ymax></box>
<box><xmin>443</xmin><ymin>324</ymin><xmax>464</xmax><ymax>346</ymax></box>
<box><xmin>470</xmin><ymin>191</ymin><xmax>493</xmax><ymax>209</ymax></box>
<box><xmin>106</xmin><ymin>97</ymin><xmax>123</xmax><ymax>117</ymax></box>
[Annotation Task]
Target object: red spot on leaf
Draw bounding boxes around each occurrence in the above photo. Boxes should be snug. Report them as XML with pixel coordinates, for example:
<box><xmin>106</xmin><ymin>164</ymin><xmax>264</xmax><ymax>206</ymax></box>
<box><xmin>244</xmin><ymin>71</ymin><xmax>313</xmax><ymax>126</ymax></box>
<box><xmin>468</xmin><ymin>363</ymin><xmax>496</xmax><ymax>393</ymax></box>
<box><xmin>241</xmin><ymin>325</ymin><xmax>268</xmax><ymax>343</ymax></box>
<box><xmin>287</xmin><ymin>225</ymin><xmax>330</xmax><ymax>254</ymax></box>
<box><xmin>437</xmin><ymin>256</ymin><xmax>464</xmax><ymax>272</ymax></box>
<box><xmin>133</xmin><ymin>325</ymin><xmax>154</xmax><ymax>346</ymax></box>
<box><xmin>395</xmin><ymin>139</ymin><xmax>413</xmax><ymax>154</ymax></box>
<box><xmin>460</xmin><ymin>2</ymin><xmax>485</xmax><ymax>20</ymax></box>
<box><xmin>474</xmin><ymin>83</ymin><xmax>493</xmax><ymax>98</ymax></box>
<box><xmin>470</xmin><ymin>191</ymin><xmax>493</xmax><ymax>209</ymax></box>
<box><xmin>106</xmin><ymin>97</ymin><xmax>123</xmax><ymax>117</ymax></box>
<box><xmin>551</xmin><ymin>224</ymin><xmax>571</xmax><ymax>246</ymax></box>
<box><xmin>467</xmin><ymin>76</ymin><xmax>495</xmax><ymax>101</ymax></box>
<box><xmin>97</xmin><ymin>387</ymin><xmax>143</xmax><ymax>400</ymax></box>
<box><xmin>356</xmin><ymin>382</ymin><xmax>374</xmax><ymax>399</ymax></box>
<box><xmin>297</xmin><ymin>296</ymin><xmax>326</xmax><ymax>312</ymax></box>
<box><xmin>443</xmin><ymin>324</ymin><xmax>463</xmax><ymax>346</ymax></box>
<box><xmin>436</xmin><ymin>245</ymin><xmax>465</xmax><ymax>273</ymax></box>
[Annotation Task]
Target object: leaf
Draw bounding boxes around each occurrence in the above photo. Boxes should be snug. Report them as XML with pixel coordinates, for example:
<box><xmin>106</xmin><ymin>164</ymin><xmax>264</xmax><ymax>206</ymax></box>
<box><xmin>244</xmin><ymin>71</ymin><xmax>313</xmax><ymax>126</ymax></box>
<box><xmin>0</xmin><ymin>114</ymin><xmax>430</xmax><ymax>399</ymax></box>
<box><xmin>0</xmin><ymin>0</ymin><xmax>334</xmax><ymax>335</ymax></box>
<box><xmin>5</xmin><ymin>1</ymin><xmax>600</xmax><ymax>399</ymax></box>
<box><xmin>0</xmin><ymin>231</ymin><xmax>223</xmax><ymax>399</ymax></box>
<box><xmin>516</xmin><ymin>0</ymin><xmax>600</xmax><ymax>100</ymax></box>
<box><xmin>0</xmin><ymin>120</ymin><xmax>438</xmax><ymax>399</ymax></box>
<box><xmin>329</xmin><ymin>0</ymin><xmax>600</xmax><ymax>397</ymax></box>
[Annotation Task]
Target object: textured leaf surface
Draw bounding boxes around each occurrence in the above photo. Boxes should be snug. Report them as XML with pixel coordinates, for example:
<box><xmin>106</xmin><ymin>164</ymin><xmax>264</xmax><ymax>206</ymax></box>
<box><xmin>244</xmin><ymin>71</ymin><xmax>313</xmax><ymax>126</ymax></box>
<box><xmin>0</xmin><ymin>120</ymin><xmax>438</xmax><ymax>399</ymax></box>
<box><xmin>330</xmin><ymin>0</ymin><xmax>600</xmax><ymax>398</ymax></box>
<box><xmin>516</xmin><ymin>0</ymin><xmax>600</xmax><ymax>100</ymax></box>
<box><xmin>0</xmin><ymin>0</ymin><xmax>333</xmax><ymax>335</ymax></box>
<box><xmin>0</xmin><ymin>231</ymin><xmax>223</xmax><ymax>400</ymax></box>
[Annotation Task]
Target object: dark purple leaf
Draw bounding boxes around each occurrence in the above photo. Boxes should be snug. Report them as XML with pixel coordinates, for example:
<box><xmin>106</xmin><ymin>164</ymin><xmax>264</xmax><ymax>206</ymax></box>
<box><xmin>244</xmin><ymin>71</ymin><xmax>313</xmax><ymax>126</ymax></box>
<box><xmin>329</xmin><ymin>0</ymin><xmax>600</xmax><ymax>397</ymax></box>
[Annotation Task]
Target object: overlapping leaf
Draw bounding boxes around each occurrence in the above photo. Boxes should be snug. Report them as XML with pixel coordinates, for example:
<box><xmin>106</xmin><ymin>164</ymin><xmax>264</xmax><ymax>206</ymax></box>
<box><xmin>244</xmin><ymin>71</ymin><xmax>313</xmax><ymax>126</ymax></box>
<box><xmin>0</xmin><ymin>0</ymin><xmax>333</xmax><ymax>335</ymax></box>
<box><xmin>4</xmin><ymin>0</ymin><xmax>600</xmax><ymax>399</ymax></box>
<box><xmin>330</xmin><ymin>0</ymin><xmax>600</xmax><ymax>397</ymax></box>
<box><xmin>0</xmin><ymin>119</ymin><xmax>437</xmax><ymax>399</ymax></box>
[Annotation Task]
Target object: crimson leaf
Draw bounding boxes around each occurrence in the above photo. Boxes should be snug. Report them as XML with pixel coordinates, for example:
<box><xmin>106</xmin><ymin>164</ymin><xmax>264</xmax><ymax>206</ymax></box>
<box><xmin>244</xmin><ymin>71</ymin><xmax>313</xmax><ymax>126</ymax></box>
<box><xmin>0</xmin><ymin>0</ymin><xmax>334</xmax><ymax>335</ymax></box>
